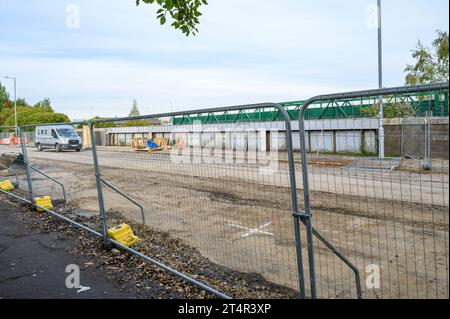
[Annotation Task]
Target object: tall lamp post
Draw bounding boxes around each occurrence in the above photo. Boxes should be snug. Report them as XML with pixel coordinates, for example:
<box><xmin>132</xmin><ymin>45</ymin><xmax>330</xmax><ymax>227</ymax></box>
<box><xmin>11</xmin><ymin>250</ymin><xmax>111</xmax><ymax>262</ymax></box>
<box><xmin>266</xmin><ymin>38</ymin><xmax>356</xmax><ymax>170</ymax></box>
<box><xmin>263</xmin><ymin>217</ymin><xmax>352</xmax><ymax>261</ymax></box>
<box><xmin>4</xmin><ymin>76</ymin><xmax>17</xmax><ymax>133</ymax></box>
<box><xmin>377</xmin><ymin>0</ymin><xmax>385</xmax><ymax>159</ymax></box>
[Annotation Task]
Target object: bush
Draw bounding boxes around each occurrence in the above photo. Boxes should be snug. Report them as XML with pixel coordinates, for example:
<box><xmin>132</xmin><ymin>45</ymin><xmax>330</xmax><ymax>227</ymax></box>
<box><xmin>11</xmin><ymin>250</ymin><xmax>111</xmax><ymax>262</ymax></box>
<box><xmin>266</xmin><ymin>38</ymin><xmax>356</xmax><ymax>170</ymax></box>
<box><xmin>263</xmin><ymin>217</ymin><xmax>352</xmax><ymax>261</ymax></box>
<box><xmin>4</xmin><ymin>109</ymin><xmax>70</xmax><ymax>129</ymax></box>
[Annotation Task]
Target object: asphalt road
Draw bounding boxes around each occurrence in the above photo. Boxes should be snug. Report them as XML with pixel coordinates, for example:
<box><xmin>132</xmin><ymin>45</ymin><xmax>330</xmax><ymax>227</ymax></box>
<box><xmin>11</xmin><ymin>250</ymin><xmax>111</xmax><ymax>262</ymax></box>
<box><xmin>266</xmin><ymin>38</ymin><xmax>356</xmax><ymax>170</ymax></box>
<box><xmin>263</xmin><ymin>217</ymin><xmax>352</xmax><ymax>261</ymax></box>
<box><xmin>0</xmin><ymin>201</ymin><xmax>136</xmax><ymax>299</ymax></box>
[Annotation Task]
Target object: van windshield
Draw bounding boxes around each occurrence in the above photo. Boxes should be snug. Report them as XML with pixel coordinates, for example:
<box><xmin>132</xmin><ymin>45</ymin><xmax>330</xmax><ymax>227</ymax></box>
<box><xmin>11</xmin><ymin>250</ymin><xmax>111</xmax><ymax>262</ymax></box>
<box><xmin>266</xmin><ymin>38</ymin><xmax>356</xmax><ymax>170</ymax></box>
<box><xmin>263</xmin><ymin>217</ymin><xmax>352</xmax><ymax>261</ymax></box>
<box><xmin>56</xmin><ymin>128</ymin><xmax>78</xmax><ymax>138</ymax></box>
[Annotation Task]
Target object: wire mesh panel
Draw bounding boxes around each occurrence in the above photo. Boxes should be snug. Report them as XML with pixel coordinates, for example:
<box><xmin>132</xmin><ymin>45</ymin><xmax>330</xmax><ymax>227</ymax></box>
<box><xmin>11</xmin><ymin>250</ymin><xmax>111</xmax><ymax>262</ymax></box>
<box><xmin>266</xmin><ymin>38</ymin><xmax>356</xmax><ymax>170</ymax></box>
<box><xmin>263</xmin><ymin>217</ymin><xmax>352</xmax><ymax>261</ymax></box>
<box><xmin>298</xmin><ymin>84</ymin><xmax>449</xmax><ymax>299</ymax></box>
<box><xmin>0</xmin><ymin>126</ymin><xmax>30</xmax><ymax>200</ymax></box>
<box><xmin>400</xmin><ymin>116</ymin><xmax>433</xmax><ymax>171</ymax></box>
<box><xmin>20</xmin><ymin>123</ymin><xmax>101</xmax><ymax>222</ymax></box>
<box><xmin>91</xmin><ymin>105</ymin><xmax>304</xmax><ymax>298</ymax></box>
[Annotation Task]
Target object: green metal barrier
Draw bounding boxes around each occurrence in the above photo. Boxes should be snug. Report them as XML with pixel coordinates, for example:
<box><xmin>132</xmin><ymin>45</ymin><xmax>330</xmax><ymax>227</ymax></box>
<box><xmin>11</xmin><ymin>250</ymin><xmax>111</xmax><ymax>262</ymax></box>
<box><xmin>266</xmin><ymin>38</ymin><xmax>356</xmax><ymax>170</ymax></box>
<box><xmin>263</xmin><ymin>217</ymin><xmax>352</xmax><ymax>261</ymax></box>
<box><xmin>173</xmin><ymin>89</ymin><xmax>449</xmax><ymax>125</ymax></box>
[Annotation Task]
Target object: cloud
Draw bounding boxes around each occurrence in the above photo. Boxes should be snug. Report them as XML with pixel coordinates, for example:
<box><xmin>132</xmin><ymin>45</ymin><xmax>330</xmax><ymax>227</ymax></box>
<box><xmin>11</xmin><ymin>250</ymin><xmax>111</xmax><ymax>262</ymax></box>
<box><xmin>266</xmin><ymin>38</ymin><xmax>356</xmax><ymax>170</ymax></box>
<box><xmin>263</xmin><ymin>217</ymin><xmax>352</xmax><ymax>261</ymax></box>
<box><xmin>0</xmin><ymin>0</ymin><xmax>448</xmax><ymax>119</ymax></box>
<box><xmin>1</xmin><ymin>56</ymin><xmax>353</xmax><ymax>120</ymax></box>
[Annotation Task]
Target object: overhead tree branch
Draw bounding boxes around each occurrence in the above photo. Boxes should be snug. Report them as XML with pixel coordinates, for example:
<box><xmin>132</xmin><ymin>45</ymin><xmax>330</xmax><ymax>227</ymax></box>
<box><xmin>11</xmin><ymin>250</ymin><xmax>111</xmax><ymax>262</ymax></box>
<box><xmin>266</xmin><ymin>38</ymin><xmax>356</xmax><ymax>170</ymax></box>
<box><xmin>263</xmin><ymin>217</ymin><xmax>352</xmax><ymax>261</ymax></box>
<box><xmin>136</xmin><ymin>0</ymin><xmax>208</xmax><ymax>36</ymax></box>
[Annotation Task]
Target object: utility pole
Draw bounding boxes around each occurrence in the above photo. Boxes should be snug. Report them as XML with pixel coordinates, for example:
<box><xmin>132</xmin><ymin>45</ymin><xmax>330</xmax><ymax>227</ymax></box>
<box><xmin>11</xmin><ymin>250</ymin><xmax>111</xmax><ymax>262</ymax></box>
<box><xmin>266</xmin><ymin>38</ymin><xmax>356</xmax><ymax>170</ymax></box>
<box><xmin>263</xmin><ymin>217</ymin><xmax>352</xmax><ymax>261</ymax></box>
<box><xmin>377</xmin><ymin>0</ymin><xmax>385</xmax><ymax>159</ymax></box>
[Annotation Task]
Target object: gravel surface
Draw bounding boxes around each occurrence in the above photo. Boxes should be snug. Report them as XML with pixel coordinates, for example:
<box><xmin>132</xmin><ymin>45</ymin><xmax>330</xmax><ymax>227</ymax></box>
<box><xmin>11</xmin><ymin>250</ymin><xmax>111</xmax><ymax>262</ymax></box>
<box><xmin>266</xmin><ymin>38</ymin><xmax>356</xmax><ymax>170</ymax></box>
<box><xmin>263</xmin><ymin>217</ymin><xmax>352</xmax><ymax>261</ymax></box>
<box><xmin>0</xmin><ymin>194</ymin><xmax>298</xmax><ymax>299</ymax></box>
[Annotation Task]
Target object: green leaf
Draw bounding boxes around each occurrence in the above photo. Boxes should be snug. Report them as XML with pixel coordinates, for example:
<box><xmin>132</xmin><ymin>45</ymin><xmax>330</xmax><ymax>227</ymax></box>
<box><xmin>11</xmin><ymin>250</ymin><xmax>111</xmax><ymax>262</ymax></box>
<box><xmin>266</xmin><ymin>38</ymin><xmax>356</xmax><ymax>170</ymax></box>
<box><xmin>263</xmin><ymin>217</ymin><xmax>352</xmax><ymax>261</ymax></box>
<box><xmin>165</xmin><ymin>0</ymin><xmax>173</xmax><ymax>10</ymax></box>
<box><xmin>135</xmin><ymin>0</ymin><xmax>207</xmax><ymax>36</ymax></box>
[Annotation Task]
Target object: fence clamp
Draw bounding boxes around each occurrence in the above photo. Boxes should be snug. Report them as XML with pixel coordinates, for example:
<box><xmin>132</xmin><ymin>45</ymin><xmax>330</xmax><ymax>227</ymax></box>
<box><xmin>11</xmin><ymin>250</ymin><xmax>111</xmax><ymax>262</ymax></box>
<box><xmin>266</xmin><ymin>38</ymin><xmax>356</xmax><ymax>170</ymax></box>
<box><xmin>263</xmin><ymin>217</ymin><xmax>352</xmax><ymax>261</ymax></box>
<box><xmin>34</xmin><ymin>196</ymin><xmax>54</xmax><ymax>212</ymax></box>
<box><xmin>108</xmin><ymin>224</ymin><xmax>139</xmax><ymax>247</ymax></box>
<box><xmin>293</xmin><ymin>211</ymin><xmax>311</xmax><ymax>219</ymax></box>
<box><xmin>0</xmin><ymin>180</ymin><xmax>15</xmax><ymax>192</ymax></box>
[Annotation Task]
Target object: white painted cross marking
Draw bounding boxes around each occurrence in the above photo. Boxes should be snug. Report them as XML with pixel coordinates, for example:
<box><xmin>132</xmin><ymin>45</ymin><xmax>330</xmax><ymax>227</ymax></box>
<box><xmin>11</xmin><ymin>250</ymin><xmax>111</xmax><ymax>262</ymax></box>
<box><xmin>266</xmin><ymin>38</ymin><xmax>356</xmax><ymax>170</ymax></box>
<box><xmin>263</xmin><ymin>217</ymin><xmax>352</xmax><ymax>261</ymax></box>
<box><xmin>226</xmin><ymin>222</ymin><xmax>274</xmax><ymax>238</ymax></box>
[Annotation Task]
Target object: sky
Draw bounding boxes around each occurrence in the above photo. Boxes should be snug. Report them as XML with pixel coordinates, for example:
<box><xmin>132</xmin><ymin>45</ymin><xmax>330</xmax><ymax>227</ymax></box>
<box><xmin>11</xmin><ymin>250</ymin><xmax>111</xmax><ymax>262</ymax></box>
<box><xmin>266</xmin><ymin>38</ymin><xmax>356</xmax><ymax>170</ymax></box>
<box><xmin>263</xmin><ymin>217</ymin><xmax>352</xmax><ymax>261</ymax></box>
<box><xmin>0</xmin><ymin>0</ymin><xmax>448</xmax><ymax>120</ymax></box>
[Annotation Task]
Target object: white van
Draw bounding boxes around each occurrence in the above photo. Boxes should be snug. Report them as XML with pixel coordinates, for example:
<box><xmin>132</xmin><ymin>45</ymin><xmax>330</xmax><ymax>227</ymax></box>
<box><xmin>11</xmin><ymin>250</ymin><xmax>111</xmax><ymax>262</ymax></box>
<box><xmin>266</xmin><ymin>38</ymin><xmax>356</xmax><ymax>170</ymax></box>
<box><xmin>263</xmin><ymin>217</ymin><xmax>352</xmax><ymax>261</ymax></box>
<box><xmin>35</xmin><ymin>125</ymin><xmax>82</xmax><ymax>152</ymax></box>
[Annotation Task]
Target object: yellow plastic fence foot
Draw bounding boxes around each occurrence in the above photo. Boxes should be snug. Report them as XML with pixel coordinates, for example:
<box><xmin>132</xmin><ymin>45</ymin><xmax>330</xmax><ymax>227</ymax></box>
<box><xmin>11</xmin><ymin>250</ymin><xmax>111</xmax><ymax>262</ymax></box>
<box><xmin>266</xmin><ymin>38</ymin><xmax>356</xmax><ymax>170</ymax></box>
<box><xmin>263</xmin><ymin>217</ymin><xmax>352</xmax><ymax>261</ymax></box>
<box><xmin>0</xmin><ymin>180</ymin><xmax>14</xmax><ymax>192</ymax></box>
<box><xmin>108</xmin><ymin>224</ymin><xmax>139</xmax><ymax>247</ymax></box>
<box><xmin>34</xmin><ymin>196</ymin><xmax>54</xmax><ymax>212</ymax></box>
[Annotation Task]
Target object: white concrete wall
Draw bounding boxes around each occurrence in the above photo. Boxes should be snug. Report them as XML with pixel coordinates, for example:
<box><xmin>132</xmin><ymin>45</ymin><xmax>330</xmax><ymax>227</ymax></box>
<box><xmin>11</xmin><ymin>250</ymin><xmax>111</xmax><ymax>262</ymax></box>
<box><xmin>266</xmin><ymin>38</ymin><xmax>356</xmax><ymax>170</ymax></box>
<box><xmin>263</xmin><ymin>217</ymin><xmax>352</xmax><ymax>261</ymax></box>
<box><xmin>212</xmin><ymin>133</ymin><xmax>223</xmax><ymax>149</ymax></box>
<box><xmin>110</xmin><ymin>129</ymin><xmax>378</xmax><ymax>154</ymax></box>
<box><xmin>105</xmin><ymin>119</ymin><xmax>381</xmax><ymax>154</ymax></box>
<box><xmin>336</xmin><ymin>131</ymin><xmax>361</xmax><ymax>153</ymax></box>
<box><xmin>364</xmin><ymin>131</ymin><xmax>377</xmax><ymax>153</ymax></box>
<box><xmin>201</xmin><ymin>132</ymin><xmax>215</xmax><ymax>148</ymax></box>
<box><xmin>233</xmin><ymin>132</ymin><xmax>247</xmax><ymax>151</ymax></box>
<box><xmin>105</xmin><ymin>118</ymin><xmax>379</xmax><ymax>134</ymax></box>
<box><xmin>291</xmin><ymin>132</ymin><xmax>310</xmax><ymax>152</ymax></box>
<box><xmin>310</xmin><ymin>132</ymin><xmax>334</xmax><ymax>152</ymax></box>
<box><xmin>270</xmin><ymin>131</ymin><xmax>287</xmax><ymax>151</ymax></box>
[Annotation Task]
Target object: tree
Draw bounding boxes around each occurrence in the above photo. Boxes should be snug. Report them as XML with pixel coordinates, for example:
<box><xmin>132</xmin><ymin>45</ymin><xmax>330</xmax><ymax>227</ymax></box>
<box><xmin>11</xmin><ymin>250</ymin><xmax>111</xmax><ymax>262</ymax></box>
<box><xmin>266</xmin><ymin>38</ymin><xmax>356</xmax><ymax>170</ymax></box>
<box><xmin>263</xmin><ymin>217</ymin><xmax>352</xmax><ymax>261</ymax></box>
<box><xmin>129</xmin><ymin>99</ymin><xmax>141</xmax><ymax>117</ymax></box>
<box><xmin>89</xmin><ymin>117</ymin><xmax>117</xmax><ymax>128</ymax></box>
<box><xmin>0</xmin><ymin>93</ymin><xmax>70</xmax><ymax>127</ymax></box>
<box><xmin>125</xmin><ymin>100</ymin><xmax>150</xmax><ymax>126</ymax></box>
<box><xmin>34</xmin><ymin>98</ymin><xmax>54</xmax><ymax>112</ymax></box>
<box><xmin>136</xmin><ymin>0</ymin><xmax>208</xmax><ymax>36</ymax></box>
<box><xmin>405</xmin><ymin>30</ymin><xmax>449</xmax><ymax>85</ymax></box>
<box><xmin>123</xmin><ymin>119</ymin><xmax>153</xmax><ymax>127</ymax></box>
<box><xmin>0</xmin><ymin>83</ymin><xmax>10</xmax><ymax>110</ymax></box>
<box><xmin>4</xmin><ymin>108</ymin><xmax>70</xmax><ymax>128</ymax></box>
<box><xmin>0</xmin><ymin>104</ymin><xmax>13</xmax><ymax>125</ymax></box>
<box><xmin>16</xmin><ymin>98</ymin><xmax>29</xmax><ymax>108</ymax></box>
<box><xmin>363</xmin><ymin>102</ymin><xmax>416</xmax><ymax>119</ymax></box>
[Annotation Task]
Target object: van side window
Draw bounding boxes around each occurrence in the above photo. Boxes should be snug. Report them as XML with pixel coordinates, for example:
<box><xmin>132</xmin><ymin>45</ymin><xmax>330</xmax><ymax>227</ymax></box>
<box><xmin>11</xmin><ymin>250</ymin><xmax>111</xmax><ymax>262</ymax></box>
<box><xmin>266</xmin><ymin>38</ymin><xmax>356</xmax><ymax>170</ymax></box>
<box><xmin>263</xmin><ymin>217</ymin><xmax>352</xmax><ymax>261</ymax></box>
<box><xmin>51</xmin><ymin>129</ymin><xmax>58</xmax><ymax>138</ymax></box>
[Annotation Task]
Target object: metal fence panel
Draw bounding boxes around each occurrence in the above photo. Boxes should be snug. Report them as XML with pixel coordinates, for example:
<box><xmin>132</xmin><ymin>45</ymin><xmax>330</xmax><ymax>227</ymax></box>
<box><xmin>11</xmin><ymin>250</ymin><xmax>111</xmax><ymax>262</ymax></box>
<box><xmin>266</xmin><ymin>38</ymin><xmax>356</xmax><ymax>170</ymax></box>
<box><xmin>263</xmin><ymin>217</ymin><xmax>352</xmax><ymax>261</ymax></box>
<box><xmin>0</xmin><ymin>126</ymin><xmax>33</xmax><ymax>202</ymax></box>
<box><xmin>298</xmin><ymin>83</ymin><xmax>449</xmax><ymax>299</ymax></box>
<box><xmin>90</xmin><ymin>103</ymin><xmax>306</xmax><ymax>298</ymax></box>
<box><xmin>19</xmin><ymin>122</ymin><xmax>94</xmax><ymax>212</ymax></box>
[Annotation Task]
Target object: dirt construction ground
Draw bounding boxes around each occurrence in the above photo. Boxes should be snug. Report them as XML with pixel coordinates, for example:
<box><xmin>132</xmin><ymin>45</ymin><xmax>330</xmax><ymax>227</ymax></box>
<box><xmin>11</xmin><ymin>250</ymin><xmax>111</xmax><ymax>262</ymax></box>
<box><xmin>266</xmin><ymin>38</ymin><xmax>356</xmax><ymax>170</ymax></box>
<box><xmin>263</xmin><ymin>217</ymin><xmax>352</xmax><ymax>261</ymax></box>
<box><xmin>2</xmin><ymin>145</ymin><xmax>449</xmax><ymax>299</ymax></box>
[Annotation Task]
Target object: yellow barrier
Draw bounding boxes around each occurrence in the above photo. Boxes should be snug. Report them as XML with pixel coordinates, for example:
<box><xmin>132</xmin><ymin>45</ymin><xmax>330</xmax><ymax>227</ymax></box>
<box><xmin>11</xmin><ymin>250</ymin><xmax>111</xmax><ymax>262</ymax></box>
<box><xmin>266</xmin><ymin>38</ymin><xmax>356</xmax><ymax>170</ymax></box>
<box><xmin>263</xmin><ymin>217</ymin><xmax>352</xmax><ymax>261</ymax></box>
<box><xmin>0</xmin><ymin>180</ymin><xmax>14</xmax><ymax>192</ymax></box>
<box><xmin>108</xmin><ymin>224</ymin><xmax>139</xmax><ymax>247</ymax></box>
<box><xmin>34</xmin><ymin>196</ymin><xmax>54</xmax><ymax>212</ymax></box>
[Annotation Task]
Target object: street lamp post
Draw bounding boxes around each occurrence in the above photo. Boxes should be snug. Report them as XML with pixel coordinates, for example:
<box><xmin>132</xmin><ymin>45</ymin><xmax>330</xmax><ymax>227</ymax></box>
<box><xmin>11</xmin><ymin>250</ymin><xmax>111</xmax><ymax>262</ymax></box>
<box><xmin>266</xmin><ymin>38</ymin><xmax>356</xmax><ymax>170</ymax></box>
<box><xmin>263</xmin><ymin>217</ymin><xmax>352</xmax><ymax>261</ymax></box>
<box><xmin>4</xmin><ymin>76</ymin><xmax>17</xmax><ymax>132</ymax></box>
<box><xmin>377</xmin><ymin>0</ymin><xmax>385</xmax><ymax>159</ymax></box>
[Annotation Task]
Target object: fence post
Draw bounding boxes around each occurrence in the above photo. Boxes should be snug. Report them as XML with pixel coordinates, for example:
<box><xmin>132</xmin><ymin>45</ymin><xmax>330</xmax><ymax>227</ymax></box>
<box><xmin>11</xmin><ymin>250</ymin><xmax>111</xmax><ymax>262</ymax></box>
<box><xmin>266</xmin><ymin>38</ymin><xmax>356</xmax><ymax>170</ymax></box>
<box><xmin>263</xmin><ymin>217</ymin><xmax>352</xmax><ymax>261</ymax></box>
<box><xmin>281</xmin><ymin>106</ymin><xmax>307</xmax><ymax>299</ymax></box>
<box><xmin>89</xmin><ymin>122</ymin><xmax>110</xmax><ymax>248</ymax></box>
<box><xmin>18</xmin><ymin>127</ymin><xmax>35</xmax><ymax>207</ymax></box>
<box><xmin>298</xmin><ymin>112</ymin><xmax>317</xmax><ymax>299</ymax></box>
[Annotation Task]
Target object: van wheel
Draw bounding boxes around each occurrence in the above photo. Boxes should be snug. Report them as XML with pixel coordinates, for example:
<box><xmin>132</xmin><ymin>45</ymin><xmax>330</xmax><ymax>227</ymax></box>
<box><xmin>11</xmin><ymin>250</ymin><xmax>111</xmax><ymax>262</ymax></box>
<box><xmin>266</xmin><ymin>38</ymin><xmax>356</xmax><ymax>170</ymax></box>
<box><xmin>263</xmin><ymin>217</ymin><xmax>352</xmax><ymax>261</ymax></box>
<box><xmin>75</xmin><ymin>148</ymin><xmax>81</xmax><ymax>152</ymax></box>
<box><xmin>37</xmin><ymin>144</ymin><xmax>43</xmax><ymax>152</ymax></box>
<box><xmin>55</xmin><ymin>144</ymin><xmax>62</xmax><ymax>152</ymax></box>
